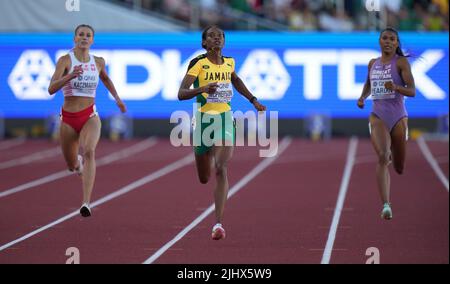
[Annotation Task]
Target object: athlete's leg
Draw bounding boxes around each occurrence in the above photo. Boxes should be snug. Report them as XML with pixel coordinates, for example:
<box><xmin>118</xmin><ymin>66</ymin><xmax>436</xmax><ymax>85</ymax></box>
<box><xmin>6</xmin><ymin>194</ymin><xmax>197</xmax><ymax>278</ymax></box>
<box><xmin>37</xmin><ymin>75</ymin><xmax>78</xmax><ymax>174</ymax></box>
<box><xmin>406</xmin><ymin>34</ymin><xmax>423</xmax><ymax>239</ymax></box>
<box><xmin>79</xmin><ymin>116</ymin><xmax>101</xmax><ymax>204</ymax></box>
<box><xmin>195</xmin><ymin>149</ymin><xmax>213</xmax><ymax>184</ymax></box>
<box><xmin>390</xmin><ymin>117</ymin><xmax>408</xmax><ymax>175</ymax></box>
<box><xmin>213</xmin><ymin>145</ymin><xmax>234</xmax><ymax>224</ymax></box>
<box><xmin>60</xmin><ymin>121</ymin><xmax>80</xmax><ymax>171</ymax></box>
<box><xmin>369</xmin><ymin>114</ymin><xmax>392</xmax><ymax>204</ymax></box>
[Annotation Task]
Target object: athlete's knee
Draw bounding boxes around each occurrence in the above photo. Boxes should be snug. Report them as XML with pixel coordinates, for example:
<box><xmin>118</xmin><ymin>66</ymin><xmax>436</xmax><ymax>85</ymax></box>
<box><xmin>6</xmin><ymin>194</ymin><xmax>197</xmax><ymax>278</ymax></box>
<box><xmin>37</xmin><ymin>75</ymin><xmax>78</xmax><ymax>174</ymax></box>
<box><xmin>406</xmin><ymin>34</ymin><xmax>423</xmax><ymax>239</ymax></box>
<box><xmin>66</xmin><ymin>161</ymin><xmax>78</xmax><ymax>171</ymax></box>
<box><xmin>394</xmin><ymin>163</ymin><xmax>404</xmax><ymax>175</ymax></box>
<box><xmin>199</xmin><ymin>174</ymin><xmax>210</xmax><ymax>184</ymax></box>
<box><xmin>83</xmin><ymin>148</ymin><xmax>96</xmax><ymax>160</ymax></box>
<box><xmin>377</xmin><ymin>151</ymin><xmax>391</xmax><ymax>166</ymax></box>
<box><xmin>215</xmin><ymin>163</ymin><xmax>228</xmax><ymax>177</ymax></box>
<box><xmin>67</xmin><ymin>165</ymin><xmax>77</xmax><ymax>172</ymax></box>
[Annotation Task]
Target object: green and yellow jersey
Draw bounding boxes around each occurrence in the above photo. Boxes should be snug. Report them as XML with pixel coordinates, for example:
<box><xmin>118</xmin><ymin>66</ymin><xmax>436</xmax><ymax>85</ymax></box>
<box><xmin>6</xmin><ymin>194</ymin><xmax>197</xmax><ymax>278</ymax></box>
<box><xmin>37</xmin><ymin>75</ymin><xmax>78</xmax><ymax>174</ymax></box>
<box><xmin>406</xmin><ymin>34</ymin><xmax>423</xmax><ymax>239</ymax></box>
<box><xmin>187</xmin><ymin>54</ymin><xmax>235</xmax><ymax>114</ymax></box>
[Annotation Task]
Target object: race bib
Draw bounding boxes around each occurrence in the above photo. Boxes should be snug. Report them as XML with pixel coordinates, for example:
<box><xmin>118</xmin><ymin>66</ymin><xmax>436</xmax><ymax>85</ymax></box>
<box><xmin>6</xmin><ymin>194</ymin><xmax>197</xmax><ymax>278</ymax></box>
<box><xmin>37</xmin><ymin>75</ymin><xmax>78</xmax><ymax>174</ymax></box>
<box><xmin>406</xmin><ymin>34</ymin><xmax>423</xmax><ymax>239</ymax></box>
<box><xmin>207</xmin><ymin>82</ymin><xmax>233</xmax><ymax>103</ymax></box>
<box><xmin>371</xmin><ymin>80</ymin><xmax>395</xmax><ymax>100</ymax></box>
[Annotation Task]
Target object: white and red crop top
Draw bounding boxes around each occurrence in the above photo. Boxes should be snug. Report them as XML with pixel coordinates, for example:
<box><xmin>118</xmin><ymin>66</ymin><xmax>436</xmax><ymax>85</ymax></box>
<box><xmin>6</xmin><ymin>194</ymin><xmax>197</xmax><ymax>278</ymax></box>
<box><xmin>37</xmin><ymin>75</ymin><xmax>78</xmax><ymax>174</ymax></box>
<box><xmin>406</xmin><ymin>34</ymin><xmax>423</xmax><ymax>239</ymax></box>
<box><xmin>62</xmin><ymin>51</ymin><xmax>99</xmax><ymax>98</ymax></box>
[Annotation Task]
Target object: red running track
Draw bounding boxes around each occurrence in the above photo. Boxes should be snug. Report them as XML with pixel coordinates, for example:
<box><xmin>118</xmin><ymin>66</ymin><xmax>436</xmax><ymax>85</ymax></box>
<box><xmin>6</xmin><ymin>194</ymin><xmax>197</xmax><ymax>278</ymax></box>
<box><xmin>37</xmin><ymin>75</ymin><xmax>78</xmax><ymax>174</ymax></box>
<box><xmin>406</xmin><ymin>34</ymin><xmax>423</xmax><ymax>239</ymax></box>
<box><xmin>0</xmin><ymin>137</ymin><xmax>447</xmax><ymax>264</ymax></box>
<box><xmin>331</xmin><ymin>139</ymin><xmax>448</xmax><ymax>264</ymax></box>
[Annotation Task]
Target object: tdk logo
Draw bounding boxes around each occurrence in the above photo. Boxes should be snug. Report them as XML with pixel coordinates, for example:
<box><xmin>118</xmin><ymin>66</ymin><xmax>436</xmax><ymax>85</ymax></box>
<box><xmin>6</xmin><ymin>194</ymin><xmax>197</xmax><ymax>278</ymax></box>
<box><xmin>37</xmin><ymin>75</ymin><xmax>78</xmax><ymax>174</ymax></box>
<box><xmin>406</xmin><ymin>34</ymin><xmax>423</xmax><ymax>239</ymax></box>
<box><xmin>239</xmin><ymin>50</ymin><xmax>291</xmax><ymax>100</ymax></box>
<box><xmin>7</xmin><ymin>48</ymin><xmax>447</xmax><ymax>102</ymax></box>
<box><xmin>8</xmin><ymin>50</ymin><xmax>55</xmax><ymax>100</ymax></box>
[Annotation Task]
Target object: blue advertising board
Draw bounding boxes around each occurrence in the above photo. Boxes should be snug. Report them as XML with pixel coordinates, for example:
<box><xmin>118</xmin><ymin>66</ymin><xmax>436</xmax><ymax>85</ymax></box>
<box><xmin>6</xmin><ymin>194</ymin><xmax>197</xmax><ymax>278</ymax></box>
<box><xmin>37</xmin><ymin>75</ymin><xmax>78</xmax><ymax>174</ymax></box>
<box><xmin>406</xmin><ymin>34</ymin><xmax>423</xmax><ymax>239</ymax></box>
<box><xmin>0</xmin><ymin>32</ymin><xmax>448</xmax><ymax>118</ymax></box>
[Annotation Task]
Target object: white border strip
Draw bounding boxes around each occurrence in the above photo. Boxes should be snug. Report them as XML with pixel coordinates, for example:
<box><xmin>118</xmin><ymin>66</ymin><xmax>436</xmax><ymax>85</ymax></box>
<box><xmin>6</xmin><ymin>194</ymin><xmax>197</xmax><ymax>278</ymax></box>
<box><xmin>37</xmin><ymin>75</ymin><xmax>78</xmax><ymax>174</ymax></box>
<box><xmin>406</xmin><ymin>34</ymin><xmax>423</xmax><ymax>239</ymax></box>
<box><xmin>321</xmin><ymin>137</ymin><xmax>358</xmax><ymax>264</ymax></box>
<box><xmin>143</xmin><ymin>137</ymin><xmax>292</xmax><ymax>264</ymax></box>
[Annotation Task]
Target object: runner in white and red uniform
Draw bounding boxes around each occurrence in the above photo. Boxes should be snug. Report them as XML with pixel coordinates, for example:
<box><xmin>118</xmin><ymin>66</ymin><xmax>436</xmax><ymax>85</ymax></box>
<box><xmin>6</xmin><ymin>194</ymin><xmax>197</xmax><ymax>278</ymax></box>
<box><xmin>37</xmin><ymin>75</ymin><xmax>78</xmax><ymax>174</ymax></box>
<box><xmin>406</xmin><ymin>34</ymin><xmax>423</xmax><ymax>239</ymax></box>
<box><xmin>61</xmin><ymin>49</ymin><xmax>100</xmax><ymax>133</ymax></box>
<box><xmin>48</xmin><ymin>24</ymin><xmax>126</xmax><ymax>217</ymax></box>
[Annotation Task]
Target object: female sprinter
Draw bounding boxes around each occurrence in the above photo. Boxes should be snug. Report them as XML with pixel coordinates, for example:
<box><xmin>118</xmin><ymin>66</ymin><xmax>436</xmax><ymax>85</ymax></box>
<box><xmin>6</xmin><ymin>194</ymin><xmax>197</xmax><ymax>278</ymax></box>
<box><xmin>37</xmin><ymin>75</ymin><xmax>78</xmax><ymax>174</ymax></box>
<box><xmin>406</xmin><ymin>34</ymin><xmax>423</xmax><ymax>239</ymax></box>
<box><xmin>357</xmin><ymin>27</ymin><xmax>416</xmax><ymax>220</ymax></box>
<box><xmin>178</xmin><ymin>26</ymin><xmax>266</xmax><ymax>240</ymax></box>
<box><xmin>48</xmin><ymin>24</ymin><xmax>126</xmax><ymax>217</ymax></box>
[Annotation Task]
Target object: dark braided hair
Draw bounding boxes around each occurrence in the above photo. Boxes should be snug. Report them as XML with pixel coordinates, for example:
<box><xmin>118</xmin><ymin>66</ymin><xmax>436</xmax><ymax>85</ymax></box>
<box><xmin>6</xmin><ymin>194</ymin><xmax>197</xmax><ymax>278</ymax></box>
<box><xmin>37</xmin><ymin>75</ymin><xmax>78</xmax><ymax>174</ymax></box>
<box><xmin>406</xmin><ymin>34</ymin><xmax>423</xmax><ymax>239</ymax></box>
<box><xmin>380</xmin><ymin>27</ymin><xmax>410</xmax><ymax>57</ymax></box>
<box><xmin>201</xmin><ymin>25</ymin><xmax>225</xmax><ymax>49</ymax></box>
<box><xmin>74</xmin><ymin>24</ymin><xmax>95</xmax><ymax>37</ymax></box>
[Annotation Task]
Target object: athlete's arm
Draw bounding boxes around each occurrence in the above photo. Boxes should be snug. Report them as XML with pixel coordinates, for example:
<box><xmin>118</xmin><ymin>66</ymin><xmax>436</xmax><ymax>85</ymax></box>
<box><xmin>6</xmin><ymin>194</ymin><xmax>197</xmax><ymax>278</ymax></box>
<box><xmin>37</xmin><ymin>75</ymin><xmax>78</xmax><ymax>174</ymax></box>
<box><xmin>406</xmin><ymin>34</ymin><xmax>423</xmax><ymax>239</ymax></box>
<box><xmin>231</xmin><ymin>72</ymin><xmax>266</xmax><ymax>111</ymax></box>
<box><xmin>48</xmin><ymin>55</ymin><xmax>82</xmax><ymax>95</ymax></box>
<box><xmin>385</xmin><ymin>57</ymin><xmax>415</xmax><ymax>97</ymax></box>
<box><xmin>357</xmin><ymin>58</ymin><xmax>376</xmax><ymax>109</ymax></box>
<box><xmin>177</xmin><ymin>74</ymin><xmax>217</xmax><ymax>101</ymax></box>
<box><xmin>97</xmin><ymin>57</ymin><xmax>126</xmax><ymax>113</ymax></box>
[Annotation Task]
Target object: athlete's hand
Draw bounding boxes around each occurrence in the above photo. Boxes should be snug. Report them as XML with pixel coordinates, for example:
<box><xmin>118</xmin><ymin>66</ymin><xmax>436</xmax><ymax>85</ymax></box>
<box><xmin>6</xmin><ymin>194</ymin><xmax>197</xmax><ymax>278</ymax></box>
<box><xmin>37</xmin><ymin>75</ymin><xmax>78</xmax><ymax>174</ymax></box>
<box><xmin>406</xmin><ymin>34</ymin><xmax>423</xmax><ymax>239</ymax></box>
<box><xmin>203</xmin><ymin>83</ymin><xmax>218</xmax><ymax>94</ymax></box>
<box><xmin>116</xmin><ymin>100</ymin><xmax>127</xmax><ymax>113</ymax></box>
<box><xmin>69</xmin><ymin>65</ymin><xmax>84</xmax><ymax>79</ymax></box>
<box><xmin>357</xmin><ymin>97</ymin><xmax>365</xmax><ymax>109</ymax></box>
<box><xmin>253</xmin><ymin>101</ymin><xmax>266</xmax><ymax>112</ymax></box>
<box><xmin>384</xmin><ymin>81</ymin><xmax>397</xmax><ymax>92</ymax></box>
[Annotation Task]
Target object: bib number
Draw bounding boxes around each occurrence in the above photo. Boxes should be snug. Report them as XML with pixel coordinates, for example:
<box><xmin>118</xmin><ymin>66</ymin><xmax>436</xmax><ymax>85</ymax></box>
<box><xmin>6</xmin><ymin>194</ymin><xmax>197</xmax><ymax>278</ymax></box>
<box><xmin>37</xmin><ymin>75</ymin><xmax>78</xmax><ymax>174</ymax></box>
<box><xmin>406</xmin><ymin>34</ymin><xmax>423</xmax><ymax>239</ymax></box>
<box><xmin>371</xmin><ymin>80</ymin><xmax>395</xmax><ymax>100</ymax></box>
<box><xmin>207</xmin><ymin>82</ymin><xmax>233</xmax><ymax>103</ymax></box>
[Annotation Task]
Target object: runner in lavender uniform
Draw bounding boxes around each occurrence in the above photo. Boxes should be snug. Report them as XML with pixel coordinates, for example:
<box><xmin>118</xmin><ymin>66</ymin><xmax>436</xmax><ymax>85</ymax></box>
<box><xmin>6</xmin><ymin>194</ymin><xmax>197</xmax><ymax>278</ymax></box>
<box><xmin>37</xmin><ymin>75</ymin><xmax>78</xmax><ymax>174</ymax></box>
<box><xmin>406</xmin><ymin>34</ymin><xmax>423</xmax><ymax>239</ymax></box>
<box><xmin>357</xmin><ymin>27</ymin><xmax>416</xmax><ymax>220</ymax></box>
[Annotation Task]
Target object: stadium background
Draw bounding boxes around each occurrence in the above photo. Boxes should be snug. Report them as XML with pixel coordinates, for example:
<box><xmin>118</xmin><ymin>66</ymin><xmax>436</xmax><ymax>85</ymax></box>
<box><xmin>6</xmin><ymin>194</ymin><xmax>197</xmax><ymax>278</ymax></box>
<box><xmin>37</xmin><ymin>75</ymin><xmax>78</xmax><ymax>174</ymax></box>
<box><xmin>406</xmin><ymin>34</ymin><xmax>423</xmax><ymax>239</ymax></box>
<box><xmin>0</xmin><ymin>0</ymin><xmax>448</xmax><ymax>139</ymax></box>
<box><xmin>0</xmin><ymin>0</ymin><xmax>448</xmax><ymax>266</ymax></box>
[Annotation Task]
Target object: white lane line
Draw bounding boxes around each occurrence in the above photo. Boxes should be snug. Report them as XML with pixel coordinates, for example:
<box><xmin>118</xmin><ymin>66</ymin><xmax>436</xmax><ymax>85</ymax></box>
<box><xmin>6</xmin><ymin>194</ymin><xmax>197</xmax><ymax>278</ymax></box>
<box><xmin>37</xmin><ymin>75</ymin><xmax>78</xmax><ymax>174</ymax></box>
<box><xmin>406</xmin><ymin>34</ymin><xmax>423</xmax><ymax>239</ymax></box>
<box><xmin>0</xmin><ymin>138</ymin><xmax>26</xmax><ymax>151</ymax></box>
<box><xmin>0</xmin><ymin>153</ymin><xmax>194</xmax><ymax>252</ymax></box>
<box><xmin>143</xmin><ymin>137</ymin><xmax>292</xmax><ymax>264</ymax></box>
<box><xmin>0</xmin><ymin>147</ymin><xmax>61</xmax><ymax>170</ymax></box>
<box><xmin>0</xmin><ymin>138</ymin><xmax>158</xmax><ymax>199</ymax></box>
<box><xmin>417</xmin><ymin>136</ymin><xmax>449</xmax><ymax>192</ymax></box>
<box><xmin>321</xmin><ymin>137</ymin><xmax>358</xmax><ymax>264</ymax></box>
